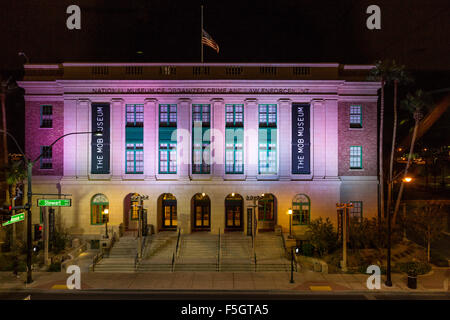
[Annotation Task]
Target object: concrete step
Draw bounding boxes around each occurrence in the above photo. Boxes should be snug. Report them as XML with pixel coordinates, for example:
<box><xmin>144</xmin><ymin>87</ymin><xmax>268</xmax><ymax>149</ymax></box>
<box><xmin>174</xmin><ymin>264</ymin><xmax>218</xmax><ymax>272</ymax></box>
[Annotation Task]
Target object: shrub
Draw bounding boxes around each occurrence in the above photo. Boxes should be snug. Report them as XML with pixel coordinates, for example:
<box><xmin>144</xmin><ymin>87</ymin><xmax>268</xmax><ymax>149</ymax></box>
<box><xmin>397</xmin><ymin>261</ymin><xmax>431</xmax><ymax>276</ymax></box>
<box><xmin>306</xmin><ymin>218</ymin><xmax>338</xmax><ymax>257</ymax></box>
<box><xmin>301</xmin><ymin>242</ymin><xmax>314</xmax><ymax>257</ymax></box>
<box><xmin>48</xmin><ymin>262</ymin><xmax>61</xmax><ymax>272</ymax></box>
<box><xmin>52</xmin><ymin>229</ymin><xmax>69</xmax><ymax>254</ymax></box>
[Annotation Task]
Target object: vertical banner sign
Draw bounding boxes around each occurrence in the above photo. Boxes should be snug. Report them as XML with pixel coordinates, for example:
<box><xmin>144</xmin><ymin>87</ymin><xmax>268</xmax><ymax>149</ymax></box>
<box><xmin>292</xmin><ymin>103</ymin><xmax>311</xmax><ymax>174</ymax></box>
<box><xmin>91</xmin><ymin>103</ymin><xmax>110</xmax><ymax>174</ymax></box>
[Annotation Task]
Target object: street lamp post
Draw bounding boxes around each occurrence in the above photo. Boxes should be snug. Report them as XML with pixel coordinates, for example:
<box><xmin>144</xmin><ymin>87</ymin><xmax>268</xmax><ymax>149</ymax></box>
<box><xmin>1</xmin><ymin>129</ymin><xmax>101</xmax><ymax>283</ymax></box>
<box><xmin>103</xmin><ymin>208</ymin><xmax>109</xmax><ymax>239</ymax></box>
<box><xmin>336</xmin><ymin>202</ymin><xmax>353</xmax><ymax>272</ymax></box>
<box><xmin>386</xmin><ymin>175</ymin><xmax>413</xmax><ymax>287</ymax></box>
<box><xmin>287</xmin><ymin>208</ymin><xmax>293</xmax><ymax>238</ymax></box>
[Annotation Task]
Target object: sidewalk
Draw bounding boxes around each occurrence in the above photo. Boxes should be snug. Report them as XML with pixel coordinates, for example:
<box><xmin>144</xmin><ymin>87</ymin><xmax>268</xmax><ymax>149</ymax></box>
<box><xmin>1</xmin><ymin>268</ymin><xmax>448</xmax><ymax>293</ymax></box>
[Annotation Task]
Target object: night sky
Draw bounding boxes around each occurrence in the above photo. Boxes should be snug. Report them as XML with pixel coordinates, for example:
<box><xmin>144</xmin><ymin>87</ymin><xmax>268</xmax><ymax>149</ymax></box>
<box><xmin>0</xmin><ymin>0</ymin><xmax>449</xmax><ymax>69</ymax></box>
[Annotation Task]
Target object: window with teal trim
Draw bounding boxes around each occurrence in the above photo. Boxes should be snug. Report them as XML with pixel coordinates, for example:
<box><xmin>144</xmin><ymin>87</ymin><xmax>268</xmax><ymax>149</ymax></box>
<box><xmin>350</xmin><ymin>146</ymin><xmax>362</xmax><ymax>169</ymax></box>
<box><xmin>192</xmin><ymin>104</ymin><xmax>210</xmax><ymax>174</ymax></box>
<box><xmin>40</xmin><ymin>146</ymin><xmax>52</xmax><ymax>169</ymax></box>
<box><xmin>126</xmin><ymin>104</ymin><xmax>144</xmax><ymax>127</ymax></box>
<box><xmin>159</xmin><ymin>104</ymin><xmax>177</xmax><ymax>126</ymax></box>
<box><xmin>159</xmin><ymin>105</ymin><xmax>177</xmax><ymax>174</ymax></box>
<box><xmin>225</xmin><ymin>104</ymin><xmax>244</xmax><ymax>174</ymax></box>
<box><xmin>350</xmin><ymin>201</ymin><xmax>363</xmax><ymax>221</ymax></box>
<box><xmin>126</xmin><ymin>143</ymin><xmax>144</xmax><ymax>173</ymax></box>
<box><xmin>258</xmin><ymin>104</ymin><xmax>277</xmax><ymax>174</ymax></box>
<box><xmin>350</xmin><ymin>105</ymin><xmax>362</xmax><ymax>128</ymax></box>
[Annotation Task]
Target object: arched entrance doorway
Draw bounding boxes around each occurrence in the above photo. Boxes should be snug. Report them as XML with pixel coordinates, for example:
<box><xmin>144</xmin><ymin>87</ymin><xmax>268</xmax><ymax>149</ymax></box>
<box><xmin>191</xmin><ymin>193</ymin><xmax>211</xmax><ymax>231</ymax></box>
<box><xmin>123</xmin><ymin>193</ymin><xmax>140</xmax><ymax>231</ymax></box>
<box><xmin>258</xmin><ymin>193</ymin><xmax>277</xmax><ymax>231</ymax></box>
<box><xmin>158</xmin><ymin>193</ymin><xmax>177</xmax><ymax>230</ymax></box>
<box><xmin>225</xmin><ymin>193</ymin><xmax>243</xmax><ymax>231</ymax></box>
<box><xmin>91</xmin><ymin>194</ymin><xmax>109</xmax><ymax>226</ymax></box>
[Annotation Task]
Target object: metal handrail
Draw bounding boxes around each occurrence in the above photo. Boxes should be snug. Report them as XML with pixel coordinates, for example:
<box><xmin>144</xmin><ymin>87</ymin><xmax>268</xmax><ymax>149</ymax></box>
<box><xmin>175</xmin><ymin>228</ymin><xmax>181</xmax><ymax>256</ymax></box>
<box><xmin>105</xmin><ymin>235</ymin><xmax>116</xmax><ymax>258</ymax></box>
<box><xmin>134</xmin><ymin>252</ymin><xmax>139</xmax><ymax>271</ymax></box>
<box><xmin>92</xmin><ymin>252</ymin><xmax>104</xmax><ymax>272</ymax></box>
<box><xmin>217</xmin><ymin>228</ymin><xmax>221</xmax><ymax>272</ymax></box>
<box><xmin>171</xmin><ymin>252</ymin><xmax>175</xmax><ymax>272</ymax></box>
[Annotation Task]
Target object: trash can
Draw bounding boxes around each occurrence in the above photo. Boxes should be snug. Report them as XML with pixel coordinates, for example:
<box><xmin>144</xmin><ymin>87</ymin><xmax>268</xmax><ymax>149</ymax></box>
<box><xmin>407</xmin><ymin>275</ymin><xmax>417</xmax><ymax>289</ymax></box>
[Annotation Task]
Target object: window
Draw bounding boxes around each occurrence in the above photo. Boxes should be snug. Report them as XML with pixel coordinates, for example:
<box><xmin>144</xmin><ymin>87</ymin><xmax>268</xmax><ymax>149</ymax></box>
<box><xmin>130</xmin><ymin>195</ymin><xmax>140</xmax><ymax>220</ymax></box>
<box><xmin>350</xmin><ymin>105</ymin><xmax>362</xmax><ymax>128</ymax></box>
<box><xmin>159</xmin><ymin>104</ymin><xmax>177</xmax><ymax>127</ymax></box>
<box><xmin>40</xmin><ymin>146</ymin><xmax>52</xmax><ymax>169</ymax></box>
<box><xmin>259</xmin><ymin>104</ymin><xmax>277</xmax><ymax>174</ymax></box>
<box><xmin>91</xmin><ymin>194</ymin><xmax>109</xmax><ymax>225</ymax></box>
<box><xmin>259</xmin><ymin>104</ymin><xmax>277</xmax><ymax>127</ymax></box>
<box><xmin>292</xmin><ymin>194</ymin><xmax>310</xmax><ymax>225</ymax></box>
<box><xmin>159</xmin><ymin>105</ymin><xmax>177</xmax><ymax>174</ymax></box>
<box><xmin>40</xmin><ymin>105</ymin><xmax>52</xmax><ymax>128</ymax></box>
<box><xmin>225</xmin><ymin>105</ymin><xmax>244</xmax><ymax>174</ymax></box>
<box><xmin>350</xmin><ymin>146</ymin><xmax>362</xmax><ymax>169</ymax></box>
<box><xmin>126</xmin><ymin>143</ymin><xmax>144</xmax><ymax>174</ymax></box>
<box><xmin>192</xmin><ymin>104</ymin><xmax>211</xmax><ymax>174</ymax></box>
<box><xmin>226</xmin><ymin>104</ymin><xmax>243</xmax><ymax>127</ymax></box>
<box><xmin>350</xmin><ymin>201</ymin><xmax>363</xmax><ymax>221</ymax></box>
<box><xmin>126</xmin><ymin>104</ymin><xmax>144</xmax><ymax>127</ymax></box>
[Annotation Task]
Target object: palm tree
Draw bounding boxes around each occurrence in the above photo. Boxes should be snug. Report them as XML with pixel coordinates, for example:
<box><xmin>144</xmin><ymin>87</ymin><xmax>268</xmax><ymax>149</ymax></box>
<box><xmin>392</xmin><ymin>90</ymin><xmax>430</xmax><ymax>225</ymax></box>
<box><xmin>368</xmin><ymin>60</ymin><xmax>399</xmax><ymax>222</ymax></box>
<box><xmin>386</xmin><ymin>62</ymin><xmax>413</xmax><ymax>222</ymax></box>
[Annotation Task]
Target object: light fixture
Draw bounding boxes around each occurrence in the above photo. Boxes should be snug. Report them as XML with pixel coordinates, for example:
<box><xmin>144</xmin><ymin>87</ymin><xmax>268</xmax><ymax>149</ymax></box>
<box><xmin>202</xmin><ymin>192</ymin><xmax>205</xmax><ymax>197</ymax></box>
<box><xmin>103</xmin><ymin>208</ymin><xmax>109</xmax><ymax>214</ymax></box>
<box><xmin>288</xmin><ymin>209</ymin><xmax>292</xmax><ymax>215</ymax></box>
<box><xmin>403</xmin><ymin>177</ymin><xmax>412</xmax><ymax>183</ymax></box>
<box><xmin>94</xmin><ymin>131</ymin><xmax>103</xmax><ymax>136</ymax></box>
<box><xmin>231</xmin><ymin>193</ymin><xmax>235</xmax><ymax>197</ymax></box>
<box><xmin>261</xmin><ymin>193</ymin><xmax>265</xmax><ymax>197</ymax></box>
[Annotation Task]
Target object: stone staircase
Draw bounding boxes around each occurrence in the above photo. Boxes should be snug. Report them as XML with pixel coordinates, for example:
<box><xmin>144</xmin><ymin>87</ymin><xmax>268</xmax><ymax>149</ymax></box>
<box><xmin>220</xmin><ymin>233</ymin><xmax>255</xmax><ymax>271</ymax></box>
<box><xmin>138</xmin><ymin>231</ymin><xmax>178</xmax><ymax>272</ymax></box>
<box><xmin>175</xmin><ymin>233</ymin><xmax>218</xmax><ymax>271</ymax></box>
<box><xmin>254</xmin><ymin>232</ymin><xmax>291</xmax><ymax>271</ymax></box>
<box><xmin>93</xmin><ymin>236</ymin><xmax>138</xmax><ymax>273</ymax></box>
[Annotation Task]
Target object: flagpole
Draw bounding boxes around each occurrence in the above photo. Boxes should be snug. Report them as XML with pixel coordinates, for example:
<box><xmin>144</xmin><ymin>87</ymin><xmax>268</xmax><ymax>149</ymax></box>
<box><xmin>201</xmin><ymin>5</ymin><xmax>204</xmax><ymax>63</ymax></box>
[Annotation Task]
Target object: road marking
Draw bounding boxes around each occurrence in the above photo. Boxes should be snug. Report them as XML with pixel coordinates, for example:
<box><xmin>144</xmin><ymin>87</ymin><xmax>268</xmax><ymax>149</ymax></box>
<box><xmin>51</xmin><ymin>284</ymin><xmax>68</xmax><ymax>290</ymax></box>
<box><xmin>309</xmin><ymin>286</ymin><xmax>332</xmax><ymax>291</ymax></box>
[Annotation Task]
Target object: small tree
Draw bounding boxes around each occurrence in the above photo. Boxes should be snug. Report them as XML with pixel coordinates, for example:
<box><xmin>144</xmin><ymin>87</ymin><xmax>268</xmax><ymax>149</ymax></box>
<box><xmin>407</xmin><ymin>201</ymin><xmax>446</xmax><ymax>263</ymax></box>
<box><xmin>305</xmin><ymin>217</ymin><xmax>338</xmax><ymax>257</ymax></box>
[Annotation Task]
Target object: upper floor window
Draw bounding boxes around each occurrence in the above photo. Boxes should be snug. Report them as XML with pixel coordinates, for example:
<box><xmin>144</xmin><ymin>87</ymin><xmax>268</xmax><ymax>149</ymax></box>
<box><xmin>292</xmin><ymin>194</ymin><xmax>310</xmax><ymax>225</ymax></box>
<box><xmin>259</xmin><ymin>104</ymin><xmax>277</xmax><ymax>127</ymax></box>
<box><xmin>226</xmin><ymin>104</ymin><xmax>243</xmax><ymax>127</ymax></box>
<box><xmin>350</xmin><ymin>146</ymin><xmax>362</xmax><ymax>169</ymax></box>
<box><xmin>126</xmin><ymin>104</ymin><xmax>144</xmax><ymax>127</ymax></box>
<box><xmin>40</xmin><ymin>105</ymin><xmax>52</xmax><ymax>128</ymax></box>
<box><xmin>192</xmin><ymin>104</ymin><xmax>210</xmax><ymax>125</ymax></box>
<box><xmin>350</xmin><ymin>105</ymin><xmax>362</xmax><ymax>128</ymax></box>
<box><xmin>40</xmin><ymin>146</ymin><xmax>52</xmax><ymax>169</ymax></box>
<box><xmin>159</xmin><ymin>104</ymin><xmax>177</xmax><ymax>127</ymax></box>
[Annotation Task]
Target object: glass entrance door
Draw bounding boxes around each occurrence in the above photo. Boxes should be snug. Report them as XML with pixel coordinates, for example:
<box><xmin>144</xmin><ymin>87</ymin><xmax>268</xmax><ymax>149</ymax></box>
<box><xmin>162</xmin><ymin>200</ymin><xmax>177</xmax><ymax>229</ymax></box>
<box><xmin>258</xmin><ymin>194</ymin><xmax>275</xmax><ymax>231</ymax></box>
<box><xmin>194</xmin><ymin>203</ymin><xmax>210</xmax><ymax>229</ymax></box>
<box><xmin>225</xmin><ymin>195</ymin><xmax>243</xmax><ymax>230</ymax></box>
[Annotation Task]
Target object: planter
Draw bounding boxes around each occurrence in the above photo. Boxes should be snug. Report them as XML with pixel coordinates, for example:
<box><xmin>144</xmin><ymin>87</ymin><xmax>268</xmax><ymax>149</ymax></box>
<box><xmin>407</xmin><ymin>275</ymin><xmax>417</xmax><ymax>289</ymax></box>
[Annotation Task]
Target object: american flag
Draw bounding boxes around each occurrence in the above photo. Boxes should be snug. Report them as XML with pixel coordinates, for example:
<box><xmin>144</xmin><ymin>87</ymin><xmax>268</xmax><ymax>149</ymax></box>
<box><xmin>202</xmin><ymin>29</ymin><xmax>219</xmax><ymax>53</ymax></box>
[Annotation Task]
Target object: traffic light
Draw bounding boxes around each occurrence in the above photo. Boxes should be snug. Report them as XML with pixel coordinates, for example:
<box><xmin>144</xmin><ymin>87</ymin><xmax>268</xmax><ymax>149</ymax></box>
<box><xmin>34</xmin><ymin>224</ymin><xmax>43</xmax><ymax>241</ymax></box>
<box><xmin>0</xmin><ymin>205</ymin><xmax>13</xmax><ymax>224</ymax></box>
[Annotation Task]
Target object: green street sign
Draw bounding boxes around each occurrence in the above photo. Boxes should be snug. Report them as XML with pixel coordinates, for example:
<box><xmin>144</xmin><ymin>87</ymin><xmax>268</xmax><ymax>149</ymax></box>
<box><xmin>2</xmin><ymin>213</ymin><xmax>25</xmax><ymax>227</ymax></box>
<box><xmin>37</xmin><ymin>199</ymin><xmax>72</xmax><ymax>207</ymax></box>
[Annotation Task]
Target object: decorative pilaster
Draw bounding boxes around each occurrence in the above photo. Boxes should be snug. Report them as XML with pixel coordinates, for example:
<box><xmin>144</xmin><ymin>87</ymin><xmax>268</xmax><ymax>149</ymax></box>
<box><xmin>63</xmin><ymin>99</ymin><xmax>77</xmax><ymax>178</ymax></box>
<box><xmin>111</xmin><ymin>98</ymin><xmax>123</xmax><ymax>180</ymax></box>
<box><xmin>244</xmin><ymin>98</ymin><xmax>258</xmax><ymax>180</ymax></box>
<box><xmin>144</xmin><ymin>98</ymin><xmax>157</xmax><ymax>180</ymax></box>
<box><xmin>75</xmin><ymin>99</ymin><xmax>89</xmax><ymax>179</ymax></box>
<box><xmin>211</xmin><ymin>98</ymin><xmax>225</xmax><ymax>180</ymax></box>
<box><xmin>325</xmin><ymin>99</ymin><xmax>339</xmax><ymax>178</ymax></box>
<box><xmin>177</xmin><ymin>98</ymin><xmax>191</xmax><ymax>181</ymax></box>
<box><xmin>312</xmin><ymin>99</ymin><xmax>326</xmax><ymax>179</ymax></box>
